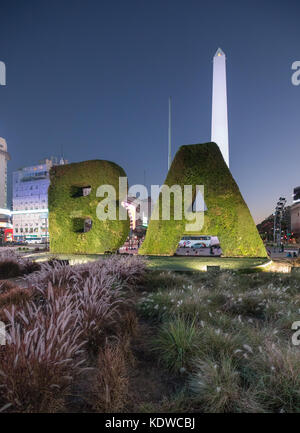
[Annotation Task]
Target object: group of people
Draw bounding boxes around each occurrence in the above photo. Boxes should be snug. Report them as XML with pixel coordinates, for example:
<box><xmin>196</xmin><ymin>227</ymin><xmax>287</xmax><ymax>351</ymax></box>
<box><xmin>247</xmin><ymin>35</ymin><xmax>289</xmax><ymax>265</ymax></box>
<box><xmin>286</xmin><ymin>250</ymin><xmax>299</xmax><ymax>258</ymax></box>
<box><xmin>119</xmin><ymin>235</ymin><xmax>145</xmax><ymax>254</ymax></box>
<box><xmin>266</xmin><ymin>244</ymin><xmax>300</xmax><ymax>258</ymax></box>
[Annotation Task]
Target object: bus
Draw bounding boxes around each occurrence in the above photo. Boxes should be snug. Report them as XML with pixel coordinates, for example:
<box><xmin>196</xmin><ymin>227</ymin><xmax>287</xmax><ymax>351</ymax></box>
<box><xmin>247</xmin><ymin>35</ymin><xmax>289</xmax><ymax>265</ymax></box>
<box><xmin>4</xmin><ymin>228</ymin><xmax>13</xmax><ymax>242</ymax></box>
<box><xmin>178</xmin><ymin>235</ymin><xmax>219</xmax><ymax>248</ymax></box>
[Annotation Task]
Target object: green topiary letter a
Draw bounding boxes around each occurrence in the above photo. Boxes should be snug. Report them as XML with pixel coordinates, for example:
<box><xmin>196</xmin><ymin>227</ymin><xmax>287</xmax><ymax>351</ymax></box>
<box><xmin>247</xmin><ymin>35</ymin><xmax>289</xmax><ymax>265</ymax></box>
<box><xmin>139</xmin><ymin>143</ymin><xmax>267</xmax><ymax>257</ymax></box>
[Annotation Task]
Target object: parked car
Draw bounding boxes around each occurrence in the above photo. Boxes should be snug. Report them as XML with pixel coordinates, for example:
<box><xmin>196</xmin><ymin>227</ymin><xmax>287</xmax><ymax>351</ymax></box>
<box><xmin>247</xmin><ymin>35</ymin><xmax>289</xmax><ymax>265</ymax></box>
<box><xmin>26</xmin><ymin>239</ymin><xmax>42</xmax><ymax>245</ymax></box>
<box><xmin>191</xmin><ymin>242</ymin><xmax>206</xmax><ymax>249</ymax></box>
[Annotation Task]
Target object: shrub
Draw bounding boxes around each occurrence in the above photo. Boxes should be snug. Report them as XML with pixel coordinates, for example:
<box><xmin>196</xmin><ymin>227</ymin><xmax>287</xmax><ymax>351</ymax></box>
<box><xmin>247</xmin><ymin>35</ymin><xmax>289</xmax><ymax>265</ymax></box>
<box><xmin>0</xmin><ymin>260</ymin><xmax>21</xmax><ymax>279</ymax></box>
<box><xmin>139</xmin><ymin>284</ymin><xmax>210</xmax><ymax>322</ymax></box>
<box><xmin>196</xmin><ymin>326</ymin><xmax>242</xmax><ymax>362</ymax></box>
<box><xmin>250</xmin><ymin>342</ymin><xmax>300</xmax><ymax>413</ymax></box>
<box><xmin>0</xmin><ymin>280</ymin><xmax>16</xmax><ymax>294</ymax></box>
<box><xmin>0</xmin><ymin>250</ymin><xmax>40</xmax><ymax>279</ymax></box>
<box><xmin>25</xmin><ymin>255</ymin><xmax>147</xmax><ymax>292</ymax></box>
<box><xmin>74</xmin><ymin>272</ymin><xmax>126</xmax><ymax>352</ymax></box>
<box><xmin>189</xmin><ymin>357</ymin><xmax>263</xmax><ymax>413</ymax></box>
<box><xmin>92</xmin><ymin>339</ymin><xmax>129</xmax><ymax>412</ymax></box>
<box><xmin>0</xmin><ymin>299</ymin><xmax>87</xmax><ymax>413</ymax></box>
<box><xmin>0</xmin><ymin>254</ymin><xmax>144</xmax><ymax>413</ymax></box>
<box><xmin>0</xmin><ymin>287</ymin><xmax>33</xmax><ymax>309</ymax></box>
<box><xmin>102</xmin><ymin>255</ymin><xmax>147</xmax><ymax>289</ymax></box>
<box><xmin>152</xmin><ymin>317</ymin><xmax>200</xmax><ymax>372</ymax></box>
<box><xmin>138</xmin><ymin>291</ymin><xmax>175</xmax><ymax>321</ymax></box>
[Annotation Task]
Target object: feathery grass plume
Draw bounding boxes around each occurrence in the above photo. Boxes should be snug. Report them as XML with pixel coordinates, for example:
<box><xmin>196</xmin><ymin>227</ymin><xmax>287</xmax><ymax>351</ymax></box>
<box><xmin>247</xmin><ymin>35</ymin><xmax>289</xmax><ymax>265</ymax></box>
<box><xmin>0</xmin><ymin>280</ymin><xmax>18</xmax><ymax>294</ymax></box>
<box><xmin>189</xmin><ymin>357</ymin><xmax>263</xmax><ymax>413</ymax></box>
<box><xmin>74</xmin><ymin>272</ymin><xmax>126</xmax><ymax>351</ymax></box>
<box><xmin>0</xmin><ymin>286</ymin><xmax>33</xmax><ymax>310</ymax></box>
<box><xmin>249</xmin><ymin>341</ymin><xmax>300</xmax><ymax>413</ymax></box>
<box><xmin>0</xmin><ymin>291</ymin><xmax>87</xmax><ymax>413</ymax></box>
<box><xmin>100</xmin><ymin>255</ymin><xmax>147</xmax><ymax>289</ymax></box>
<box><xmin>92</xmin><ymin>338</ymin><xmax>129</xmax><ymax>412</ymax></box>
<box><xmin>196</xmin><ymin>326</ymin><xmax>242</xmax><ymax>362</ymax></box>
<box><xmin>22</xmin><ymin>257</ymin><xmax>140</xmax><ymax>351</ymax></box>
<box><xmin>0</xmin><ymin>255</ymin><xmax>147</xmax><ymax>413</ymax></box>
<box><xmin>24</xmin><ymin>254</ymin><xmax>147</xmax><ymax>291</ymax></box>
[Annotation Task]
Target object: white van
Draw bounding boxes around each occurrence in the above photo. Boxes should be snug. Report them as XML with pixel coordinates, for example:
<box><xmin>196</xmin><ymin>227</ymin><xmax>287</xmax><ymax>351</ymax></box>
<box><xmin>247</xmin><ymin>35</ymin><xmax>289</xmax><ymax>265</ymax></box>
<box><xmin>178</xmin><ymin>236</ymin><xmax>220</xmax><ymax>248</ymax></box>
<box><xmin>179</xmin><ymin>236</ymin><xmax>210</xmax><ymax>248</ymax></box>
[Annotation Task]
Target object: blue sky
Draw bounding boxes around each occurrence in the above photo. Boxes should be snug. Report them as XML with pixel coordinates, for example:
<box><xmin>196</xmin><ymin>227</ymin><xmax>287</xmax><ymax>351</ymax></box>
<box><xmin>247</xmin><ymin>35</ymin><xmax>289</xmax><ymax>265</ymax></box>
<box><xmin>0</xmin><ymin>0</ymin><xmax>300</xmax><ymax>222</ymax></box>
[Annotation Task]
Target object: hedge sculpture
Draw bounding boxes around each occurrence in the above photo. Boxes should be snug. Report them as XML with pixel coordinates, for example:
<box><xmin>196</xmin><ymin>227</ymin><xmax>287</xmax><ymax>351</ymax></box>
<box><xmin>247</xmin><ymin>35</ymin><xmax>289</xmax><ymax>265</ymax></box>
<box><xmin>48</xmin><ymin>160</ymin><xmax>130</xmax><ymax>254</ymax></box>
<box><xmin>139</xmin><ymin>142</ymin><xmax>267</xmax><ymax>257</ymax></box>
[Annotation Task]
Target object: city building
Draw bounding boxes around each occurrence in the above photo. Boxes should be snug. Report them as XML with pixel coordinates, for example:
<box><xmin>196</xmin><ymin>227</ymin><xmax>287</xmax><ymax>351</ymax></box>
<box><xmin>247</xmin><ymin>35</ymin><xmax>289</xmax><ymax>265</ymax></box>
<box><xmin>120</xmin><ymin>196</ymin><xmax>152</xmax><ymax>253</ymax></box>
<box><xmin>291</xmin><ymin>186</ymin><xmax>300</xmax><ymax>239</ymax></box>
<box><xmin>12</xmin><ymin>157</ymin><xmax>67</xmax><ymax>242</ymax></box>
<box><xmin>211</xmin><ymin>48</ymin><xmax>229</xmax><ymax>167</ymax></box>
<box><xmin>0</xmin><ymin>209</ymin><xmax>13</xmax><ymax>245</ymax></box>
<box><xmin>0</xmin><ymin>137</ymin><xmax>12</xmax><ymax>244</ymax></box>
<box><xmin>121</xmin><ymin>196</ymin><xmax>152</xmax><ymax>232</ymax></box>
<box><xmin>0</xmin><ymin>137</ymin><xmax>10</xmax><ymax>208</ymax></box>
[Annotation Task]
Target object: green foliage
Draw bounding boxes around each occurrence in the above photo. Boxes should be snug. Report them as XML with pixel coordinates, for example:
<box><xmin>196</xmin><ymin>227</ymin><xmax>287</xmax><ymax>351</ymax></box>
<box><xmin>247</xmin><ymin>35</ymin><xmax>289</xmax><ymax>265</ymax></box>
<box><xmin>152</xmin><ymin>317</ymin><xmax>200</xmax><ymax>372</ymax></box>
<box><xmin>189</xmin><ymin>357</ymin><xmax>263</xmax><ymax>413</ymax></box>
<box><xmin>140</xmin><ymin>269</ymin><xmax>300</xmax><ymax>412</ymax></box>
<box><xmin>48</xmin><ymin>160</ymin><xmax>130</xmax><ymax>254</ymax></box>
<box><xmin>140</xmin><ymin>143</ymin><xmax>267</xmax><ymax>257</ymax></box>
<box><xmin>248</xmin><ymin>343</ymin><xmax>300</xmax><ymax>412</ymax></box>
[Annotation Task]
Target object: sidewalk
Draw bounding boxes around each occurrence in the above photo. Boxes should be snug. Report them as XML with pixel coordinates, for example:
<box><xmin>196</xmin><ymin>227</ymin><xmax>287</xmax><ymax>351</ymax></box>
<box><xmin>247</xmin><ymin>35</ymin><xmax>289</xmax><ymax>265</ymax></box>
<box><xmin>268</xmin><ymin>246</ymin><xmax>299</xmax><ymax>260</ymax></box>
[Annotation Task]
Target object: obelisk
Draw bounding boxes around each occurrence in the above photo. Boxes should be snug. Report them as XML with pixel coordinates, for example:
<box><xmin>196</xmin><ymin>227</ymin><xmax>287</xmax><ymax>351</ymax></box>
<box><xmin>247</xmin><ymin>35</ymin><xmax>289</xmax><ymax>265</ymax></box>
<box><xmin>211</xmin><ymin>48</ymin><xmax>229</xmax><ymax>167</ymax></box>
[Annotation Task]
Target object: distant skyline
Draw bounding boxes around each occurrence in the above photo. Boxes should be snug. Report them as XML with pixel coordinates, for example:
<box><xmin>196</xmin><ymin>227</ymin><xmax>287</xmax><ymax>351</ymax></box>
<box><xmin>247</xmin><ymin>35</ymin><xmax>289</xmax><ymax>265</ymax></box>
<box><xmin>1</xmin><ymin>0</ymin><xmax>300</xmax><ymax>223</ymax></box>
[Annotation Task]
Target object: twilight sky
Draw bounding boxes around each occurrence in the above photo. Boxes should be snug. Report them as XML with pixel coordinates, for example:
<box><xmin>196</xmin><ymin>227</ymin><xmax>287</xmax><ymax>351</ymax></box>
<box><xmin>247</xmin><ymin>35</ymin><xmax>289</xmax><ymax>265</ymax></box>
<box><xmin>0</xmin><ymin>0</ymin><xmax>300</xmax><ymax>223</ymax></box>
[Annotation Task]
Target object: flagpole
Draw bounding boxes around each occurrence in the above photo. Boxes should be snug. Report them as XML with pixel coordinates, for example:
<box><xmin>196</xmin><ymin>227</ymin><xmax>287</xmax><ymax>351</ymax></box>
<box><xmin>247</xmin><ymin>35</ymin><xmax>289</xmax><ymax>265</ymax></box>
<box><xmin>168</xmin><ymin>96</ymin><xmax>171</xmax><ymax>170</ymax></box>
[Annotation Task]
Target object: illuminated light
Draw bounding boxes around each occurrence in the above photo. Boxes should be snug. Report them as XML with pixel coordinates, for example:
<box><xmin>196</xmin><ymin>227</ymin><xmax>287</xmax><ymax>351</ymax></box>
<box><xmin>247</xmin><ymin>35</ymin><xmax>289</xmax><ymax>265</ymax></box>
<box><xmin>257</xmin><ymin>260</ymin><xmax>272</xmax><ymax>269</ymax></box>
<box><xmin>0</xmin><ymin>208</ymin><xmax>11</xmax><ymax>216</ymax></box>
<box><xmin>121</xmin><ymin>201</ymin><xmax>136</xmax><ymax>230</ymax></box>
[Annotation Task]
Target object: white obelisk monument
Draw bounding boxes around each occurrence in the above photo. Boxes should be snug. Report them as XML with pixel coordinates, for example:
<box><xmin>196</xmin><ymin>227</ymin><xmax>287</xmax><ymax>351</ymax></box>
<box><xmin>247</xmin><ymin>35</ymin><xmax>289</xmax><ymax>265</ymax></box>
<box><xmin>211</xmin><ymin>48</ymin><xmax>229</xmax><ymax>167</ymax></box>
